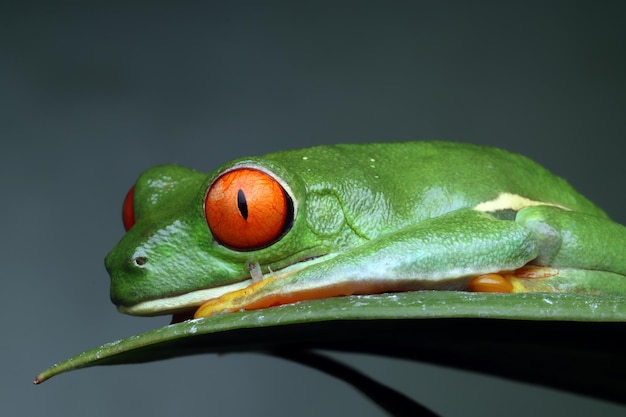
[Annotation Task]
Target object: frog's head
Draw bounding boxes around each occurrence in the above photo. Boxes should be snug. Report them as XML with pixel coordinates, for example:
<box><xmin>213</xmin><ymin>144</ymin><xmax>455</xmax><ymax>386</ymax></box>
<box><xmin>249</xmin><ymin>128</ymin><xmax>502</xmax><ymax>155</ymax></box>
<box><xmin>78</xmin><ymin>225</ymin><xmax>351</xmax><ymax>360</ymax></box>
<box><xmin>105</xmin><ymin>161</ymin><xmax>334</xmax><ymax>319</ymax></box>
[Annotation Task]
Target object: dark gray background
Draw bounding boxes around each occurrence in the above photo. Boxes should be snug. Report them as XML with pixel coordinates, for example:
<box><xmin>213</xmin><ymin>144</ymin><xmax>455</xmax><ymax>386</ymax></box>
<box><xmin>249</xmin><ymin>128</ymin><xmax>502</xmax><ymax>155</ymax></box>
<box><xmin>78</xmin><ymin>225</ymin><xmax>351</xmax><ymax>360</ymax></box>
<box><xmin>3</xmin><ymin>2</ymin><xmax>626</xmax><ymax>416</ymax></box>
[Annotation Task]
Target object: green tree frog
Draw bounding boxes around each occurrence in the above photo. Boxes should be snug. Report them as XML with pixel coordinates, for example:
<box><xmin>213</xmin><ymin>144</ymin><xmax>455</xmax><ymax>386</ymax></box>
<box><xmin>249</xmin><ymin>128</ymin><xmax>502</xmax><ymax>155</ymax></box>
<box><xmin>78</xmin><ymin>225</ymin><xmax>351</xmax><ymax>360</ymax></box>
<box><xmin>106</xmin><ymin>141</ymin><xmax>626</xmax><ymax>321</ymax></box>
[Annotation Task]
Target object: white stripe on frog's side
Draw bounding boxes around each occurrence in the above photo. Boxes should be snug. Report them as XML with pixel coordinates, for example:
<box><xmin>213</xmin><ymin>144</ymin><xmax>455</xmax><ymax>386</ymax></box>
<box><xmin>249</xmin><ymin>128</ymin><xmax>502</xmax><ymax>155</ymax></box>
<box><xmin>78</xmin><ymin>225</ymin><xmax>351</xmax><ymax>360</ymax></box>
<box><xmin>118</xmin><ymin>279</ymin><xmax>253</xmax><ymax>316</ymax></box>
<box><xmin>473</xmin><ymin>192</ymin><xmax>569</xmax><ymax>213</ymax></box>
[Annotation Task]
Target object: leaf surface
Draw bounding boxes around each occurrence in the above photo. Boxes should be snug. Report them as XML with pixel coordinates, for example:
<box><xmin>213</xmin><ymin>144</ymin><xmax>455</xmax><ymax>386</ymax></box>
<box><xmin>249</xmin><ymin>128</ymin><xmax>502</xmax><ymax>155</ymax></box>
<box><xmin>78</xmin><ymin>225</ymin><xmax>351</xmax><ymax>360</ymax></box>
<box><xmin>35</xmin><ymin>292</ymin><xmax>626</xmax><ymax>405</ymax></box>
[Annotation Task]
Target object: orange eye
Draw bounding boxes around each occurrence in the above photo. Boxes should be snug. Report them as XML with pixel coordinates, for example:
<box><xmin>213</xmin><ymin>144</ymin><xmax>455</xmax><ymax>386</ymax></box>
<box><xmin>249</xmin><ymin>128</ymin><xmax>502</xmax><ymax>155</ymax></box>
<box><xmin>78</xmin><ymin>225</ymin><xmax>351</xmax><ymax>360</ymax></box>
<box><xmin>205</xmin><ymin>168</ymin><xmax>292</xmax><ymax>250</ymax></box>
<box><xmin>122</xmin><ymin>186</ymin><xmax>135</xmax><ymax>231</ymax></box>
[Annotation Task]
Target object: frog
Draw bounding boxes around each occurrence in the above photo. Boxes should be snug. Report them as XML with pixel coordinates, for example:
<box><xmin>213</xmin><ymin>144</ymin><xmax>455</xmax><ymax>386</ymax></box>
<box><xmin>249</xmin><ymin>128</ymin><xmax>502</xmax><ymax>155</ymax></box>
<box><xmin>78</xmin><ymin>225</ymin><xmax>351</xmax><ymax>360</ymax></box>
<box><xmin>105</xmin><ymin>141</ymin><xmax>626</xmax><ymax>321</ymax></box>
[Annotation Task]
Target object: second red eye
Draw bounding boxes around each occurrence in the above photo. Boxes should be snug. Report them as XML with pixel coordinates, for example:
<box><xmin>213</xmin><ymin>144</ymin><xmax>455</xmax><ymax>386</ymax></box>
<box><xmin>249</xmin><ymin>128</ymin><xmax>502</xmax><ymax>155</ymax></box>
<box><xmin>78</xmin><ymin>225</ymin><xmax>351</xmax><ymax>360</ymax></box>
<box><xmin>122</xmin><ymin>186</ymin><xmax>136</xmax><ymax>231</ymax></box>
<box><xmin>205</xmin><ymin>168</ymin><xmax>291</xmax><ymax>250</ymax></box>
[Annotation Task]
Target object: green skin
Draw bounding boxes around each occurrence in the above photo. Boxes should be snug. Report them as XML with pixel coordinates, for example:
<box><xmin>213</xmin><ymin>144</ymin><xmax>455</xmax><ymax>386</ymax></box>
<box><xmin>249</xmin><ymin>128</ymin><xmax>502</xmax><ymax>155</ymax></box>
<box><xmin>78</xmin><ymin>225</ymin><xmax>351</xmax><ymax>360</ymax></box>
<box><xmin>106</xmin><ymin>141</ymin><xmax>626</xmax><ymax>317</ymax></box>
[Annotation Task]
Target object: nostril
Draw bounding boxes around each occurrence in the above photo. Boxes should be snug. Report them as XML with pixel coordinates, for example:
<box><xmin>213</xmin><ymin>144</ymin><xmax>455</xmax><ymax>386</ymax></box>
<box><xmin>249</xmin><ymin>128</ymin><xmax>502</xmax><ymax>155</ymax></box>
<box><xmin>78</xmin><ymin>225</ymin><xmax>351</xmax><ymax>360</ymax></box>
<box><xmin>134</xmin><ymin>256</ymin><xmax>148</xmax><ymax>266</ymax></box>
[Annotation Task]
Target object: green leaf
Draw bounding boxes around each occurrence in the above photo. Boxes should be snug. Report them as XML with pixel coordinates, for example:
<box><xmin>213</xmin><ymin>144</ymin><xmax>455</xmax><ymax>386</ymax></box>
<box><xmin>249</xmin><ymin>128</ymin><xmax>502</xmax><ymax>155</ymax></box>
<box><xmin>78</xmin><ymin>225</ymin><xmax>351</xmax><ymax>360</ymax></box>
<box><xmin>35</xmin><ymin>291</ymin><xmax>626</xmax><ymax>406</ymax></box>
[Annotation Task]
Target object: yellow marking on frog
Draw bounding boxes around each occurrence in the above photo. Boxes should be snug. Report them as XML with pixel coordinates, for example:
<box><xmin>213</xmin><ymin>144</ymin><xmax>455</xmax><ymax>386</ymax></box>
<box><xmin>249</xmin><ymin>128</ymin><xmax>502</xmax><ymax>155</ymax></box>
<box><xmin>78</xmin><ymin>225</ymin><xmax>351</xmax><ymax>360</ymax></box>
<box><xmin>473</xmin><ymin>192</ymin><xmax>569</xmax><ymax>212</ymax></box>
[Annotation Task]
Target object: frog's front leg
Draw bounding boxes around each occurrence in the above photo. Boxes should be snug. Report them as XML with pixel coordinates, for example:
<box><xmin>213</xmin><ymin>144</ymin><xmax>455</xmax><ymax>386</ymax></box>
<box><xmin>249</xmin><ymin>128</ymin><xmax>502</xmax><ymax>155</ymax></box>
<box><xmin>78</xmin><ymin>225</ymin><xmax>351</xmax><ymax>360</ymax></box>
<box><xmin>195</xmin><ymin>209</ymin><xmax>539</xmax><ymax>318</ymax></box>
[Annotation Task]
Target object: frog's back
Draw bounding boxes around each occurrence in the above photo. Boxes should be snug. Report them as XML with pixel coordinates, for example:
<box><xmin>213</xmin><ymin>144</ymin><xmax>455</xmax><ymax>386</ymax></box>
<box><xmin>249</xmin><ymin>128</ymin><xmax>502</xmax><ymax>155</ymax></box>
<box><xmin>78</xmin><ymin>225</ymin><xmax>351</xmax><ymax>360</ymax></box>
<box><xmin>262</xmin><ymin>141</ymin><xmax>607</xmax><ymax>236</ymax></box>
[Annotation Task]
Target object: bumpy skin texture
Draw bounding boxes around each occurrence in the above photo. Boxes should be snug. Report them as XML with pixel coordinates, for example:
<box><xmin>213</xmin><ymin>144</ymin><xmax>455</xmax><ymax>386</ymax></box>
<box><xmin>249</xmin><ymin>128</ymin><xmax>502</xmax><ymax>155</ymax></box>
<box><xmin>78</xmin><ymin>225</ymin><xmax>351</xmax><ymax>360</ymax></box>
<box><xmin>105</xmin><ymin>141</ymin><xmax>626</xmax><ymax>317</ymax></box>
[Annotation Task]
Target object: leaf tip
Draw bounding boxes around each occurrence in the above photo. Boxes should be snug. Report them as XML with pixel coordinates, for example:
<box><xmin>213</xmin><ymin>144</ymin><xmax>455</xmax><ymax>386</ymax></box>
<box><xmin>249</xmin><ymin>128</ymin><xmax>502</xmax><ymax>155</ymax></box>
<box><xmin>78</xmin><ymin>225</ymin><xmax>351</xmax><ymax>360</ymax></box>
<box><xmin>33</xmin><ymin>372</ymin><xmax>49</xmax><ymax>385</ymax></box>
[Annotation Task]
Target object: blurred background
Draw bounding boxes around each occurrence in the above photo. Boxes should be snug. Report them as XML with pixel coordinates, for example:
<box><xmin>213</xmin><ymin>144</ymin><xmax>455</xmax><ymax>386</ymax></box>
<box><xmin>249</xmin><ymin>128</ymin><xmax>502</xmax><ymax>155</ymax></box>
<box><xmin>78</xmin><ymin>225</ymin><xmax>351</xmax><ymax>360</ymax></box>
<box><xmin>2</xmin><ymin>1</ymin><xmax>626</xmax><ymax>416</ymax></box>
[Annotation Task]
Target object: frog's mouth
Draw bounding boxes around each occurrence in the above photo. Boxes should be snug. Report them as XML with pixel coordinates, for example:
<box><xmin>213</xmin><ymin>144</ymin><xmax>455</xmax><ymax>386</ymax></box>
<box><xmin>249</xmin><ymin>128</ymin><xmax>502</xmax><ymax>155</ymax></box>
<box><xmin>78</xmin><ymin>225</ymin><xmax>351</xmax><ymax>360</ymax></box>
<box><xmin>117</xmin><ymin>254</ymin><xmax>330</xmax><ymax>323</ymax></box>
<box><xmin>116</xmin><ymin>278</ymin><xmax>253</xmax><ymax>318</ymax></box>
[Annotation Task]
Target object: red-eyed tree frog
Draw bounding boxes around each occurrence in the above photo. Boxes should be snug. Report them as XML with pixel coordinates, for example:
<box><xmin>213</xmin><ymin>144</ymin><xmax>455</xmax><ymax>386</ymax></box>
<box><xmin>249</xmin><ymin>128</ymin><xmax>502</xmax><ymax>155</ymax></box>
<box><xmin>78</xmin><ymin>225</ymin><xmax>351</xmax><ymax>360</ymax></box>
<box><xmin>106</xmin><ymin>141</ymin><xmax>626</xmax><ymax>322</ymax></box>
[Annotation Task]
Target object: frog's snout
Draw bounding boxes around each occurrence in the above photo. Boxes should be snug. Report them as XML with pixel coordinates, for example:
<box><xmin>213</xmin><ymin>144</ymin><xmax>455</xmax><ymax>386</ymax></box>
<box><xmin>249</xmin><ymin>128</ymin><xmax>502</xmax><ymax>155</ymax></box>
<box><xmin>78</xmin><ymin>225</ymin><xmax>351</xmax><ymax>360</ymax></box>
<box><xmin>105</xmin><ymin>245</ymin><xmax>150</xmax><ymax>307</ymax></box>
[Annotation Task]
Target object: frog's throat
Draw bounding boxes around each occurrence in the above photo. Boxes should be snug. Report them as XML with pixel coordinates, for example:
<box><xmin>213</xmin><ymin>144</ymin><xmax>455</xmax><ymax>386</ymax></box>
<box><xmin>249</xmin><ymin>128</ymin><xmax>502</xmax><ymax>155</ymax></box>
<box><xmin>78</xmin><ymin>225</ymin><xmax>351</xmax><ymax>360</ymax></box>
<box><xmin>117</xmin><ymin>279</ymin><xmax>253</xmax><ymax>316</ymax></box>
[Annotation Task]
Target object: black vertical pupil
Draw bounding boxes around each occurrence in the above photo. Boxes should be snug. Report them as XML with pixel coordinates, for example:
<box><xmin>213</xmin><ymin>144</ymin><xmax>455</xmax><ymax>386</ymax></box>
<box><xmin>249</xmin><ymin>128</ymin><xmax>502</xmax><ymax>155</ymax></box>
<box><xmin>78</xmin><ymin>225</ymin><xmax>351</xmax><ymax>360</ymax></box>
<box><xmin>237</xmin><ymin>189</ymin><xmax>248</xmax><ymax>220</ymax></box>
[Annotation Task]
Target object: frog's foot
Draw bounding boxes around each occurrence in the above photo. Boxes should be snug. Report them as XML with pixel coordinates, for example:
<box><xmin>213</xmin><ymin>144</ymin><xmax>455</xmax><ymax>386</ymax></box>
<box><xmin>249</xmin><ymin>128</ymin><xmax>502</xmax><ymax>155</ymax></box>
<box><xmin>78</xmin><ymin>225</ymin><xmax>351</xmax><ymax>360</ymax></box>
<box><xmin>468</xmin><ymin>265</ymin><xmax>559</xmax><ymax>293</ymax></box>
<box><xmin>194</xmin><ymin>276</ymin><xmax>369</xmax><ymax>318</ymax></box>
<box><xmin>195</xmin><ymin>276</ymin><xmax>278</xmax><ymax>318</ymax></box>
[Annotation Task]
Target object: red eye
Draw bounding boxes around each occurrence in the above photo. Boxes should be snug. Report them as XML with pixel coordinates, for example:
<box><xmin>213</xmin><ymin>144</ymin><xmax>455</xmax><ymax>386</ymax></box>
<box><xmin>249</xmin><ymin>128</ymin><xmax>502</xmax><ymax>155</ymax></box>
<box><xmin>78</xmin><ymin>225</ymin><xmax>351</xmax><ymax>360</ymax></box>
<box><xmin>205</xmin><ymin>168</ymin><xmax>291</xmax><ymax>250</ymax></box>
<box><xmin>122</xmin><ymin>186</ymin><xmax>135</xmax><ymax>231</ymax></box>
